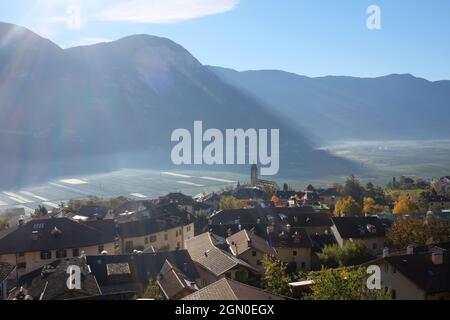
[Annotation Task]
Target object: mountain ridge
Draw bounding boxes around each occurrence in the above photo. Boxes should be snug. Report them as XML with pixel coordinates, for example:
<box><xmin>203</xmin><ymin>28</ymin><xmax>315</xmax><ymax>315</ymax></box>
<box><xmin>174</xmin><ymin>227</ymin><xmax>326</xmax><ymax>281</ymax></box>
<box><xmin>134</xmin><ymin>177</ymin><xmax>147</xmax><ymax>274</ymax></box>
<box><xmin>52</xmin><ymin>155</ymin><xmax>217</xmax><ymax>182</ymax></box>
<box><xmin>209</xmin><ymin>66</ymin><xmax>450</xmax><ymax>142</ymax></box>
<box><xmin>0</xmin><ymin>22</ymin><xmax>358</xmax><ymax>188</ymax></box>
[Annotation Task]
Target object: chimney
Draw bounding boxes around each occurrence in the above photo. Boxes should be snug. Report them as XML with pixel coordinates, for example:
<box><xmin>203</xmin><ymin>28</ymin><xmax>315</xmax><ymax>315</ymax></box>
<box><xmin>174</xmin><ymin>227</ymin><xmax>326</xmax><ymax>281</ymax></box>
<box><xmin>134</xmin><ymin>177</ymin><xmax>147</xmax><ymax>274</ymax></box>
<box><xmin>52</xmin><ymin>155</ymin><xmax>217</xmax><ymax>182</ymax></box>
<box><xmin>432</xmin><ymin>251</ymin><xmax>444</xmax><ymax>265</ymax></box>
<box><xmin>31</xmin><ymin>231</ymin><xmax>39</xmax><ymax>241</ymax></box>
<box><xmin>383</xmin><ymin>247</ymin><xmax>390</xmax><ymax>258</ymax></box>
<box><xmin>406</xmin><ymin>245</ymin><xmax>415</xmax><ymax>255</ymax></box>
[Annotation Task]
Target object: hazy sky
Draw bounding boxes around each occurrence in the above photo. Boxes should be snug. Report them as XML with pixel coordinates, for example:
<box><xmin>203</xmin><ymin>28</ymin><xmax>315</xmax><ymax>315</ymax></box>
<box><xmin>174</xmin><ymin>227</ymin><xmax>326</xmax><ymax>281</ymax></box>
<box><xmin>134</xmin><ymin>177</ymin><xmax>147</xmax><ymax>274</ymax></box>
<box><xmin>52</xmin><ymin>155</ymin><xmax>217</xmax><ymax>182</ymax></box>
<box><xmin>1</xmin><ymin>0</ymin><xmax>449</xmax><ymax>80</ymax></box>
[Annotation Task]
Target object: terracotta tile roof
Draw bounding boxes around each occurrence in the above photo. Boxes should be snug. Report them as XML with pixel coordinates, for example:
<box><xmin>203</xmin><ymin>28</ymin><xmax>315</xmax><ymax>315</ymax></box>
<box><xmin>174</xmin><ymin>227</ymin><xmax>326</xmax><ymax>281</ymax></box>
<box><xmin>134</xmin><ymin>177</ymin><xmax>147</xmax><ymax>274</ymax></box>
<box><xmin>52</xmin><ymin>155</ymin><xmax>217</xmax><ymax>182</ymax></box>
<box><xmin>157</xmin><ymin>260</ymin><xmax>198</xmax><ymax>299</ymax></box>
<box><xmin>186</xmin><ymin>233</ymin><xmax>258</xmax><ymax>277</ymax></box>
<box><xmin>227</xmin><ymin>229</ymin><xmax>277</xmax><ymax>257</ymax></box>
<box><xmin>182</xmin><ymin>278</ymin><xmax>286</xmax><ymax>300</ymax></box>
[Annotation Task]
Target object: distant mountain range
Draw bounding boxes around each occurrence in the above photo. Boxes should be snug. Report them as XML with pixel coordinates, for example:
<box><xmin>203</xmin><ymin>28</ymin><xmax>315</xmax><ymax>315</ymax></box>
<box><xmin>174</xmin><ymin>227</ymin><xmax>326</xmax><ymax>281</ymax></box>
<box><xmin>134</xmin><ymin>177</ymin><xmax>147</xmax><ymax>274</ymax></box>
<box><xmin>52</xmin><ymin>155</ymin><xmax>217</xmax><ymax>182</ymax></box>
<box><xmin>0</xmin><ymin>22</ymin><xmax>357</xmax><ymax>188</ymax></box>
<box><xmin>210</xmin><ymin>66</ymin><xmax>450</xmax><ymax>143</ymax></box>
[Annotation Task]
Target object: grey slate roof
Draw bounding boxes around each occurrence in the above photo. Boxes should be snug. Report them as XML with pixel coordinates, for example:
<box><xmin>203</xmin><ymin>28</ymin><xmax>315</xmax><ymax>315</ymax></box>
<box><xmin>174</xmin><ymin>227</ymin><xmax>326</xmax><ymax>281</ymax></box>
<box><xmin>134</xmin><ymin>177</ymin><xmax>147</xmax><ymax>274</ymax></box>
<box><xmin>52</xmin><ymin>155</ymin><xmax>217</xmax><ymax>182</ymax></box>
<box><xmin>86</xmin><ymin>250</ymin><xmax>199</xmax><ymax>296</ymax></box>
<box><xmin>118</xmin><ymin>210</ymin><xmax>193</xmax><ymax>238</ymax></box>
<box><xmin>0</xmin><ymin>218</ymin><xmax>116</xmax><ymax>255</ymax></box>
<box><xmin>16</xmin><ymin>257</ymin><xmax>101</xmax><ymax>300</ymax></box>
<box><xmin>331</xmin><ymin>217</ymin><xmax>390</xmax><ymax>239</ymax></box>
<box><xmin>385</xmin><ymin>250</ymin><xmax>450</xmax><ymax>294</ymax></box>
<box><xmin>0</xmin><ymin>262</ymin><xmax>15</xmax><ymax>282</ymax></box>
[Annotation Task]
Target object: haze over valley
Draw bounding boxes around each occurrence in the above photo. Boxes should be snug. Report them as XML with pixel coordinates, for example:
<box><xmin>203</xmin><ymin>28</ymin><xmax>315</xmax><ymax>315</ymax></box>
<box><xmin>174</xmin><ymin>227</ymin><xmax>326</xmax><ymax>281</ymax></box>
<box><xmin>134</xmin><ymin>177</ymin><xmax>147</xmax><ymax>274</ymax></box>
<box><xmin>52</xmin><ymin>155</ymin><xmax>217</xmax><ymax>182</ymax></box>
<box><xmin>1</xmin><ymin>22</ymin><xmax>449</xmax><ymax>193</ymax></box>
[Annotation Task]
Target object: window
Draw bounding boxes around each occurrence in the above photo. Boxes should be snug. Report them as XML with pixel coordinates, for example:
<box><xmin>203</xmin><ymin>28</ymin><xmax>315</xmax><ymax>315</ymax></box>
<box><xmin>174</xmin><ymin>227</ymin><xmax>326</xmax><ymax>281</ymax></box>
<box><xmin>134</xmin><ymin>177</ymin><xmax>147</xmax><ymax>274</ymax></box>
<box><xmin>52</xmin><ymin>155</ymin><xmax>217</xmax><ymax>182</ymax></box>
<box><xmin>164</xmin><ymin>234</ymin><xmax>168</xmax><ymax>241</ymax></box>
<box><xmin>18</xmin><ymin>252</ymin><xmax>25</xmax><ymax>257</ymax></box>
<box><xmin>17</xmin><ymin>262</ymin><xmax>27</xmax><ymax>270</ymax></box>
<box><xmin>252</xmin><ymin>251</ymin><xmax>257</xmax><ymax>257</ymax></box>
<box><xmin>257</xmin><ymin>260</ymin><xmax>262</xmax><ymax>266</ymax></box>
<box><xmin>145</xmin><ymin>237</ymin><xmax>149</xmax><ymax>245</ymax></box>
<box><xmin>373</xmin><ymin>243</ymin><xmax>378</xmax><ymax>250</ymax></box>
<box><xmin>98</xmin><ymin>245</ymin><xmax>105</xmax><ymax>254</ymax></box>
<box><xmin>176</xmin><ymin>231</ymin><xmax>179</xmax><ymax>237</ymax></box>
<box><xmin>40</xmin><ymin>251</ymin><xmax>52</xmax><ymax>260</ymax></box>
<box><xmin>187</xmin><ymin>225</ymin><xmax>191</xmax><ymax>232</ymax></box>
<box><xmin>293</xmin><ymin>251</ymin><xmax>298</xmax><ymax>256</ymax></box>
<box><xmin>56</xmin><ymin>249</ymin><xmax>67</xmax><ymax>259</ymax></box>
<box><xmin>177</xmin><ymin>242</ymin><xmax>181</xmax><ymax>249</ymax></box>
<box><xmin>301</xmin><ymin>262</ymin><xmax>306</xmax><ymax>269</ymax></box>
<box><xmin>150</xmin><ymin>235</ymin><xmax>157</xmax><ymax>243</ymax></box>
<box><xmin>73</xmin><ymin>248</ymin><xmax>80</xmax><ymax>257</ymax></box>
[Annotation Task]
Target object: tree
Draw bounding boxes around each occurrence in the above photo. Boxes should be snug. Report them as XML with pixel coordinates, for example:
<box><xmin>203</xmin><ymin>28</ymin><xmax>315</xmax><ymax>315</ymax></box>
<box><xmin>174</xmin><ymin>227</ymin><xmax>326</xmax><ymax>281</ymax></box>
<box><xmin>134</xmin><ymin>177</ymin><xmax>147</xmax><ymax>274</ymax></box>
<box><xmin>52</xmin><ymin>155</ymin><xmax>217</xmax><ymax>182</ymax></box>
<box><xmin>363</xmin><ymin>197</ymin><xmax>385</xmax><ymax>215</ymax></box>
<box><xmin>343</xmin><ymin>175</ymin><xmax>365</xmax><ymax>204</ymax></box>
<box><xmin>304</xmin><ymin>267</ymin><xmax>391</xmax><ymax>300</ymax></box>
<box><xmin>262</xmin><ymin>255</ymin><xmax>293</xmax><ymax>297</ymax></box>
<box><xmin>33</xmin><ymin>205</ymin><xmax>48</xmax><ymax>218</ymax></box>
<box><xmin>393</xmin><ymin>195</ymin><xmax>420</xmax><ymax>215</ymax></box>
<box><xmin>334</xmin><ymin>196</ymin><xmax>363</xmax><ymax>217</ymax></box>
<box><xmin>260</xmin><ymin>185</ymin><xmax>278</xmax><ymax>200</ymax></box>
<box><xmin>387</xmin><ymin>217</ymin><xmax>450</xmax><ymax>248</ymax></box>
<box><xmin>143</xmin><ymin>279</ymin><xmax>164</xmax><ymax>300</ymax></box>
<box><xmin>318</xmin><ymin>241</ymin><xmax>373</xmax><ymax>268</ymax></box>
<box><xmin>219</xmin><ymin>196</ymin><xmax>247</xmax><ymax>210</ymax></box>
<box><xmin>0</xmin><ymin>217</ymin><xmax>10</xmax><ymax>231</ymax></box>
<box><xmin>432</xmin><ymin>180</ymin><xmax>442</xmax><ymax>194</ymax></box>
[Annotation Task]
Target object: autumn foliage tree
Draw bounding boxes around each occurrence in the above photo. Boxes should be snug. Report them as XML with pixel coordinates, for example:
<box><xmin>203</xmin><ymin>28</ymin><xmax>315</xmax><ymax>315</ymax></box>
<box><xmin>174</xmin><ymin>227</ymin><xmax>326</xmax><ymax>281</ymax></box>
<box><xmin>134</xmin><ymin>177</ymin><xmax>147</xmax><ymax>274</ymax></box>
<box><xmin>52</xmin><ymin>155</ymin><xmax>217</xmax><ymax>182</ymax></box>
<box><xmin>393</xmin><ymin>195</ymin><xmax>420</xmax><ymax>215</ymax></box>
<box><xmin>318</xmin><ymin>241</ymin><xmax>373</xmax><ymax>268</ymax></box>
<box><xmin>387</xmin><ymin>217</ymin><xmax>450</xmax><ymax>248</ymax></box>
<box><xmin>143</xmin><ymin>279</ymin><xmax>165</xmax><ymax>300</ymax></box>
<box><xmin>219</xmin><ymin>196</ymin><xmax>247</xmax><ymax>210</ymax></box>
<box><xmin>0</xmin><ymin>217</ymin><xmax>10</xmax><ymax>231</ymax></box>
<box><xmin>363</xmin><ymin>197</ymin><xmax>385</xmax><ymax>215</ymax></box>
<box><xmin>334</xmin><ymin>196</ymin><xmax>363</xmax><ymax>217</ymax></box>
<box><xmin>262</xmin><ymin>255</ymin><xmax>293</xmax><ymax>297</ymax></box>
<box><xmin>304</xmin><ymin>267</ymin><xmax>391</xmax><ymax>300</ymax></box>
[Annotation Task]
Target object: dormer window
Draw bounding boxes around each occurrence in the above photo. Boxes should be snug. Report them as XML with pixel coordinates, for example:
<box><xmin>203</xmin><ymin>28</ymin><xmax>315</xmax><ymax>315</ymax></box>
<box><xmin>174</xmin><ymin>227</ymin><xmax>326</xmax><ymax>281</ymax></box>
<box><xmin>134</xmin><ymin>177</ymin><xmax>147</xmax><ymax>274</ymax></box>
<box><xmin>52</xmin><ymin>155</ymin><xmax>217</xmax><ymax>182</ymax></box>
<box><xmin>40</xmin><ymin>251</ymin><xmax>52</xmax><ymax>260</ymax></box>
<box><xmin>367</xmin><ymin>224</ymin><xmax>377</xmax><ymax>234</ymax></box>
<box><xmin>56</xmin><ymin>249</ymin><xmax>67</xmax><ymax>259</ymax></box>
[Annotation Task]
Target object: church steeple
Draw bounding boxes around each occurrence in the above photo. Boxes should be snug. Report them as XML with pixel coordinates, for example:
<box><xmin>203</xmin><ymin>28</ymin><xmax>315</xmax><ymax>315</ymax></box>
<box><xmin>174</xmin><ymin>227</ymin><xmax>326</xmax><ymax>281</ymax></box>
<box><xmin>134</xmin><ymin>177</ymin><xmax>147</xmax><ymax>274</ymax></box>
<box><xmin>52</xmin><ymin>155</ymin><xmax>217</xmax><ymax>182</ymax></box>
<box><xmin>251</xmin><ymin>164</ymin><xmax>258</xmax><ymax>186</ymax></box>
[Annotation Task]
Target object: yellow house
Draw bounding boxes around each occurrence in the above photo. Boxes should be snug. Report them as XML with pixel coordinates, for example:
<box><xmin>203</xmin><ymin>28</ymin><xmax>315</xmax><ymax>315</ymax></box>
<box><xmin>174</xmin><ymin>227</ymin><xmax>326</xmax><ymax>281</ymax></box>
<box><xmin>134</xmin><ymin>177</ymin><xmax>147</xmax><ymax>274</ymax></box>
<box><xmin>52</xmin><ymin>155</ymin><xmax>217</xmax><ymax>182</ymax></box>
<box><xmin>186</xmin><ymin>232</ymin><xmax>259</xmax><ymax>287</ymax></box>
<box><xmin>269</xmin><ymin>227</ymin><xmax>313</xmax><ymax>272</ymax></box>
<box><xmin>0</xmin><ymin>218</ymin><xmax>117</xmax><ymax>279</ymax></box>
<box><xmin>118</xmin><ymin>214</ymin><xmax>195</xmax><ymax>253</ymax></box>
<box><xmin>226</xmin><ymin>229</ymin><xmax>278</xmax><ymax>273</ymax></box>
